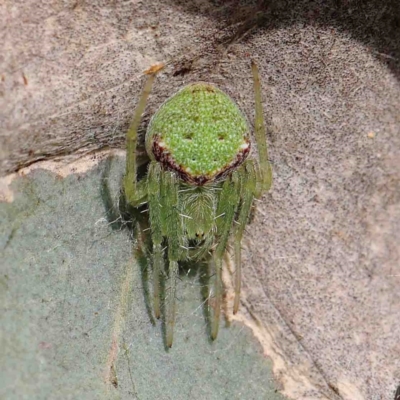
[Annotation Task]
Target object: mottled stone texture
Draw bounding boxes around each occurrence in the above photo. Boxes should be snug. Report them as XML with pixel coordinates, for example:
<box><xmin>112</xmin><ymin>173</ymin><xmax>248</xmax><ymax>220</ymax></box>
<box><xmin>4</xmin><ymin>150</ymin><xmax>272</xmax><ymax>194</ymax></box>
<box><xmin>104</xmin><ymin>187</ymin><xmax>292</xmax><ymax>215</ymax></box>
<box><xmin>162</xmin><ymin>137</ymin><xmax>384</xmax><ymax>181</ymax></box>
<box><xmin>1</xmin><ymin>1</ymin><xmax>399</xmax><ymax>399</ymax></box>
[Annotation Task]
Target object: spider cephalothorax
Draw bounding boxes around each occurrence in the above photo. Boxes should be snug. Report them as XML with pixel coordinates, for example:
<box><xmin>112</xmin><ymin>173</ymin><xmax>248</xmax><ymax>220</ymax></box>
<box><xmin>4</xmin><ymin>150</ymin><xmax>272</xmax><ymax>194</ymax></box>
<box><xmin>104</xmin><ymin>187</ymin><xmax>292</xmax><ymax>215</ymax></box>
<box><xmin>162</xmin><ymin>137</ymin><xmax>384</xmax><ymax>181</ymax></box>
<box><xmin>123</xmin><ymin>62</ymin><xmax>272</xmax><ymax>347</ymax></box>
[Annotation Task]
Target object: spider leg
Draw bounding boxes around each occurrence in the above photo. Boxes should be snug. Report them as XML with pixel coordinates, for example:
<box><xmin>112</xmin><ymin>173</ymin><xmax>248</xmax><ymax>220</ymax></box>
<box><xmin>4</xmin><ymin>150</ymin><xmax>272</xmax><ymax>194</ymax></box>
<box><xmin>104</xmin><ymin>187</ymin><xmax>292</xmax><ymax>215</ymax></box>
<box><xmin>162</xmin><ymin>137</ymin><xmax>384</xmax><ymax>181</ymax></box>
<box><xmin>233</xmin><ymin>160</ymin><xmax>257</xmax><ymax>314</ymax></box>
<box><xmin>161</xmin><ymin>171</ymin><xmax>184</xmax><ymax>348</ymax></box>
<box><xmin>165</xmin><ymin>260</ymin><xmax>178</xmax><ymax>348</ymax></box>
<box><xmin>123</xmin><ymin>65</ymin><xmax>164</xmax><ymax>323</ymax></box>
<box><xmin>251</xmin><ymin>60</ymin><xmax>272</xmax><ymax>196</ymax></box>
<box><xmin>124</xmin><ymin>69</ymin><xmax>159</xmax><ymax>206</ymax></box>
<box><xmin>211</xmin><ymin>171</ymin><xmax>241</xmax><ymax>340</ymax></box>
<box><xmin>148</xmin><ymin>162</ymin><xmax>164</xmax><ymax>319</ymax></box>
<box><xmin>148</xmin><ymin>166</ymin><xmax>184</xmax><ymax>348</ymax></box>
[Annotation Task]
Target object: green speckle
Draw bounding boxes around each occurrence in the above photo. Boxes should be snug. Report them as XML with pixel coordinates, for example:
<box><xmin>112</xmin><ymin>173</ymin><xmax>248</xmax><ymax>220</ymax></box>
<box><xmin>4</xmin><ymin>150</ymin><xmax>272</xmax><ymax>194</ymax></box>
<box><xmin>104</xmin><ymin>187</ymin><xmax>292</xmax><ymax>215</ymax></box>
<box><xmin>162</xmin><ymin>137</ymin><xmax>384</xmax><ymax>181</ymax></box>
<box><xmin>146</xmin><ymin>83</ymin><xmax>250</xmax><ymax>177</ymax></box>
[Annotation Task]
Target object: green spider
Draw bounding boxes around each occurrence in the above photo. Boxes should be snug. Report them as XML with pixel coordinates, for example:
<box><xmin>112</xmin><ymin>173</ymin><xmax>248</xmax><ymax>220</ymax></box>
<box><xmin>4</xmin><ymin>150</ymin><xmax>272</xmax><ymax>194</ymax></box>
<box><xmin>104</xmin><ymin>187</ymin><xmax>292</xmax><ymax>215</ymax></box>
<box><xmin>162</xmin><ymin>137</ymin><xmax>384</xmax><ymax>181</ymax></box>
<box><xmin>123</xmin><ymin>61</ymin><xmax>272</xmax><ymax>347</ymax></box>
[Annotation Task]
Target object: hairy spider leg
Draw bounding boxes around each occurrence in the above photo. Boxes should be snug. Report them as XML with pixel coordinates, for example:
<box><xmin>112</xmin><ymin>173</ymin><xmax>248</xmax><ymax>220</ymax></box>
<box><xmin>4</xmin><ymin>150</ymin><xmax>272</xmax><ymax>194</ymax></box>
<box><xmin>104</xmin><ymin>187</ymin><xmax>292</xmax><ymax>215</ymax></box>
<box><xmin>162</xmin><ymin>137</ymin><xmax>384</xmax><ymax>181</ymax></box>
<box><xmin>212</xmin><ymin>171</ymin><xmax>241</xmax><ymax>340</ymax></box>
<box><xmin>251</xmin><ymin>60</ymin><xmax>272</xmax><ymax>194</ymax></box>
<box><xmin>123</xmin><ymin>67</ymin><xmax>163</xmax><ymax>319</ymax></box>
<box><xmin>226</xmin><ymin>62</ymin><xmax>273</xmax><ymax>315</ymax></box>
<box><xmin>147</xmin><ymin>162</ymin><xmax>163</xmax><ymax>319</ymax></box>
<box><xmin>148</xmin><ymin>163</ymin><xmax>185</xmax><ymax>347</ymax></box>
<box><xmin>233</xmin><ymin>160</ymin><xmax>258</xmax><ymax>314</ymax></box>
<box><xmin>162</xmin><ymin>171</ymin><xmax>184</xmax><ymax>348</ymax></box>
<box><xmin>123</xmin><ymin>72</ymin><xmax>157</xmax><ymax>206</ymax></box>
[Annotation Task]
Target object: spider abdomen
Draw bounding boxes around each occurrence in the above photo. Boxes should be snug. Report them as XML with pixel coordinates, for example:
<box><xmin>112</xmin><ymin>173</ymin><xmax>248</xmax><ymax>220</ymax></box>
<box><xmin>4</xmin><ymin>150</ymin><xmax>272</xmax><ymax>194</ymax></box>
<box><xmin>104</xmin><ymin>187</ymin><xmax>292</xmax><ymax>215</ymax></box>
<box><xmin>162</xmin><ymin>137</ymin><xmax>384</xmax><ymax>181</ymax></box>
<box><xmin>146</xmin><ymin>83</ymin><xmax>251</xmax><ymax>185</ymax></box>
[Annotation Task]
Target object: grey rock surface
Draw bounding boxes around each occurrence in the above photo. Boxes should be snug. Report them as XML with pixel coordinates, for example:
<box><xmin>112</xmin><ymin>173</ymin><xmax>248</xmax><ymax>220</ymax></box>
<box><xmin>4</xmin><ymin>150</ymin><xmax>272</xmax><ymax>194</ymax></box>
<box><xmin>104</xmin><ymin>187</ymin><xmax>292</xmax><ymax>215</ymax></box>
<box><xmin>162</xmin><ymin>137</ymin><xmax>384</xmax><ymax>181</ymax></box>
<box><xmin>0</xmin><ymin>159</ymin><xmax>286</xmax><ymax>400</ymax></box>
<box><xmin>1</xmin><ymin>1</ymin><xmax>400</xmax><ymax>399</ymax></box>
